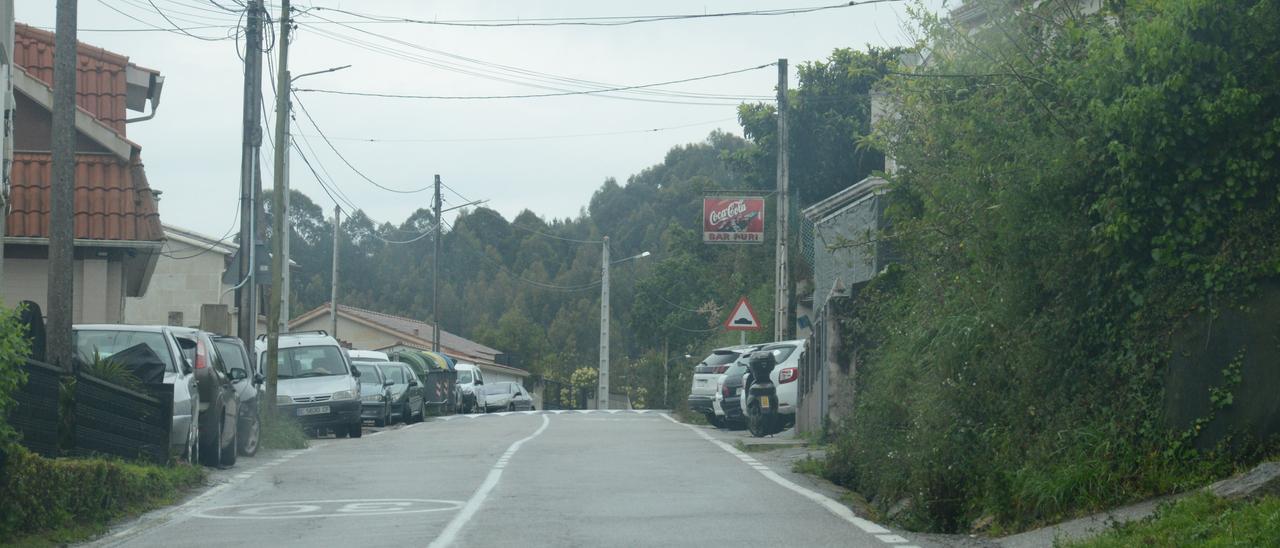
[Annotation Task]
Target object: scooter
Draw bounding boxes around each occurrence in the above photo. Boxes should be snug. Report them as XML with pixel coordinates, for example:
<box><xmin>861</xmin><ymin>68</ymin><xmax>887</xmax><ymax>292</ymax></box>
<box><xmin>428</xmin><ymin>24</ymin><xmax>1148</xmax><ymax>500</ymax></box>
<box><xmin>744</xmin><ymin>350</ymin><xmax>783</xmax><ymax>437</ymax></box>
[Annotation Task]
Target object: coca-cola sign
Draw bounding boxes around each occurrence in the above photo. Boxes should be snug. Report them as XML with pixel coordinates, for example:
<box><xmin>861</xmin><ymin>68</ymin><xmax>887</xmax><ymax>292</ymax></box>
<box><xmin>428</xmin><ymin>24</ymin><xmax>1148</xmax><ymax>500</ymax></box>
<box><xmin>703</xmin><ymin>197</ymin><xmax>765</xmax><ymax>244</ymax></box>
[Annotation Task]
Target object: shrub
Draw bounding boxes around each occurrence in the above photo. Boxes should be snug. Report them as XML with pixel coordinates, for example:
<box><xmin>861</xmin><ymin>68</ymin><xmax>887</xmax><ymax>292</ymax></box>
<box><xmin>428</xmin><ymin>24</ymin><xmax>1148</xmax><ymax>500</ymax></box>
<box><xmin>0</xmin><ymin>303</ymin><xmax>32</xmax><ymax>450</ymax></box>
<box><xmin>260</xmin><ymin>413</ymin><xmax>308</xmax><ymax>450</ymax></box>
<box><xmin>0</xmin><ymin>446</ymin><xmax>204</xmax><ymax>542</ymax></box>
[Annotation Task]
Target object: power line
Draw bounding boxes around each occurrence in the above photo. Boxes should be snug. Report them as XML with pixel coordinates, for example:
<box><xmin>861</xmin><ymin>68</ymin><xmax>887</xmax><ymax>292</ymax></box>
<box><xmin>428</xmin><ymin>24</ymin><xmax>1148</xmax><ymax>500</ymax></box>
<box><xmin>295</xmin><ymin>63</ymin><xmax>775</xmax><ymax>101</ymax></box>
<box><xmin>304</xmin><ymin>1</ymin><xmax>899</xmax><ymax>28</ymax></box>
<box><xmin>161</xmin><ymin>196</ymin><xmax>242</xmax><ymax>260</ymax></box>
<box><xmin>291</xmin><ymin>93</ymin><xmax>434</xmax><ymax>194</ymax></box>
<box><xmin>96</xmin><ymin>0</ymin><xmax>239</xmax><ymax>40</ymax></box>
<box><xmin>293</xmin><ymin>117</ymin><xmax>738</xmax><ymax>144</ymax></box>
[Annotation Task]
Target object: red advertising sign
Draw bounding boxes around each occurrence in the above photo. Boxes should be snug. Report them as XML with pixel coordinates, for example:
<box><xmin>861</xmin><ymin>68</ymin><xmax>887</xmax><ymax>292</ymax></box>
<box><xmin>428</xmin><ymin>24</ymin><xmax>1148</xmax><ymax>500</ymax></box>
<box><xmin>703</xmin><ymin>197</ymin><xmax>765</xmax><ymax>244</ymax></box>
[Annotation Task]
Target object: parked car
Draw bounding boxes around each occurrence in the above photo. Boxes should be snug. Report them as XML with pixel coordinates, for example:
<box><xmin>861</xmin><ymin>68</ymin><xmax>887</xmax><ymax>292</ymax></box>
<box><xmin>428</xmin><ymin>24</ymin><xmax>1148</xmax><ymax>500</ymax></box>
<box><xmin>482</xmin><ymin>381</ymin><xmax>535</xmax><ymax>412</ymax></box>
<box><xmin>454</xmin><ymin>363</ymin><xmax>485</xmax><ymax>413</ymax></box>
<box><xmin>739</xmin><ymin>340</ymin><xmax>805</xmax><ymax>427</ymax></box>
<box><xmin>213</xmin><ymin>336</ymin><xmax>264</xmax><ymax>456</ymax></box>
<box><xmin>348</xmin><ymin>349</ymin><xmax>390</xmax><ymax>363</ymax></box>
<box><xmin>257</xmin><ymin>331</ymin><xmax>363</xmax><ymax>438</ymax></box>
<box><xmin>353</xmin><ymin>361</ymin><xmax>393</xmax><ymax>427</ymax></box>
<box><xmin>689</xmin><ymin>345</ymin><xmax>752</xmax><ymax>427</ymax></box>
<box><xmin>170</xmin><ymin>328</ymin><xmax>239</xmax><ymax>467</ymax></box>
<box><xmin>72</xmin><ymin>325</ymin><xmax>200</xmax><ymax>461</ymax></box>
<box><xmin>713</xmin><ymin>358</ymin><xmax>751</xmax><ymax>428</ymax></box>
<box><xmin>378</xmin><ymin>362</ymin><xmax>425</xmax><ymax>424</ymax></box>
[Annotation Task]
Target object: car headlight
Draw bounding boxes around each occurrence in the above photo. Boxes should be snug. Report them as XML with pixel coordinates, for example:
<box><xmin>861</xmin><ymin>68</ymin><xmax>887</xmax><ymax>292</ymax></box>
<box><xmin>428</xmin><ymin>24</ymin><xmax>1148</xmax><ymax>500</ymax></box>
<box><xmin>331</xmin><ymin>390</ymin><xmax>355</xmax><ymax>401</ymax></box>
<box><xmin>362</xmin><ymin>394</ymin><xmax>383</xmax><ymax>402</ymax></box>
<box><xmin>276</xmin><ymin>395</ymin><xmax>293</xmax><ymax>405</ymax></box>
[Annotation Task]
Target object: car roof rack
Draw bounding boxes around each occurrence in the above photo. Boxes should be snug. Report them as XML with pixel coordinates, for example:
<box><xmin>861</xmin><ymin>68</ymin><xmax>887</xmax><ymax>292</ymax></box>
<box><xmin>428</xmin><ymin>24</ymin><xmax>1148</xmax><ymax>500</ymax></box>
<box><xmin>255</xmin><ymin>329</ymin><xmax>329</xmax><ymax>340</ymax></box>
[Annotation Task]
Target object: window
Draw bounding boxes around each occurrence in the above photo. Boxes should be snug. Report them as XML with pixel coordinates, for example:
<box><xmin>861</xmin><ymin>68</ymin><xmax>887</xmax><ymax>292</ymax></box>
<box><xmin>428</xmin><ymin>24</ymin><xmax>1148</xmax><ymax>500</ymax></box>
<box><xmin>270</xmin><ymin>346</ymin><xmax>350</xmax><ymax>379</ymax></box>
<box><xmin>214</xmin><ymin>340</ymin><xmax>250</xmax><ymax>375</ymax></box>
<box><xmin>73</xmin><ymin>330</ymin><xmax>176</xmax><ymax>372</ymax></box>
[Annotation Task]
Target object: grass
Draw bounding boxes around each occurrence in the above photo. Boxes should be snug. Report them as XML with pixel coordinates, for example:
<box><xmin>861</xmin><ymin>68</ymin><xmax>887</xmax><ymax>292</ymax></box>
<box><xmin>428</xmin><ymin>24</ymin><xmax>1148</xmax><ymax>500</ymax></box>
<box><xmin>0</xmin><ymin>446</ymin><xmax>206</xmax><ymax>546</ymax></box>
<box><xmin>793</xmin><ymin>455</ymin><xmax>829</xmax><ymax>476</ymax></box>
<box><xmin>260</xmin><ymin>413</ymin><xmax>309</xmax><ymax>450</ymax></box>
<box><xmin>1064</xmin><ymin>492</ymin><xmax>1280</xmax><ymax>548</ymax></box>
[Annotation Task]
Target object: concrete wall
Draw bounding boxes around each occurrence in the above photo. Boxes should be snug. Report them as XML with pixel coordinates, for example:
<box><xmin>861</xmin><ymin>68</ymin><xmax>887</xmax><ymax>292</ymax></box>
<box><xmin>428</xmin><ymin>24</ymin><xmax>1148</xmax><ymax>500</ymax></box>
<box><xmin>292</xmin><ymin>313</ymin><xmax>400</xmax><ymax>350</ymax></box>
<box><xmin>124</xmin><ymin>238</ymin><xmax>232</xmax><ymax>327</ymax></box>
<box><xmin>2</xmin><ymin>255</ymin><xmax>124</xmax><ymax>323</ymax></box>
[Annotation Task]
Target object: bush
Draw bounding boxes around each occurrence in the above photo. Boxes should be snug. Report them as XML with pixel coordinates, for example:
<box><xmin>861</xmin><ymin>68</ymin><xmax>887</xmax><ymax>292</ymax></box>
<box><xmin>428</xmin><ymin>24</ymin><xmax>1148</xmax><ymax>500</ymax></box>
<box><xmin>260</xmin><ymin>413</ymin><xmax>309</xmax><ymax>450</ymax></box>
<box><xmin>0</xmin><ymin>303</ymin><xmax>32</xmax><ymax>449</ymax></box>
<box><xmin>0</xmin><ymin>446</ymin><xmax>204</xmax><ymax>543</ymax></box>
<box><xmin>1068</xmin><ymin>492</ymin><xmax>1280</xmax><ymax>547</ymax></box>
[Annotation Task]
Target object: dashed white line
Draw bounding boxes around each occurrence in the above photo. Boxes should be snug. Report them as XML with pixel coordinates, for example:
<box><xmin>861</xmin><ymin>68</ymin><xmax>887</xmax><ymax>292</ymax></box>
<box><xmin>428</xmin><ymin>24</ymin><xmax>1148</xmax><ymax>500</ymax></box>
<box><xmin>660</xmin><ymin>413</ymin><xmax>895</xmax><ymax>538</ymax></box>
<box><xmin>427</xmin><ymin>414</ymin><xmax>551</xmax><ymax>548</ymax></box>
<box><xmin>876</xmin><ymin>535</ymin><xmax>910</xmax><ymax>543</ymax></box>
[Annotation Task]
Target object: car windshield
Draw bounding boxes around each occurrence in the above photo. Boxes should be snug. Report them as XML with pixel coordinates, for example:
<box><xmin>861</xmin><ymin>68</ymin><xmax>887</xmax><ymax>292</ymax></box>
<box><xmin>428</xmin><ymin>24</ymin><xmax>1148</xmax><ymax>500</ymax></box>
<box><xmin>214</xmin><ymin>340</ymin><xmax>249</xmax><ymax>375</ymax></box>
<box><xmin>457</xmin><ymin>370</ymin><xmax>473</xmax><ymax>384</ymax></box>
<box><xmin>380</xmin><ymin>364</ymin><xmax>407</xmax><ymax>384</ymax></box>
<box><xmin>694</xmin><ymin>351</ymin><xmax>740</xmax><ymax>373</ymax></box>
<box><xmin>486</xmin><ymin>383</ymin><xmax>511</xmax><ymax>395</ymax></box>
<box><xmin>354</xmin><ymin>363</ymin><xmax>382</xmax><ymax>383</ymax></box>
<box><xmin>272</xmin><ymin>346</ymin><xmax>349</xmax><ymax>379</ymax></box>
<box><xmin>73</xmin><ymin>330</ymin><xmax>176</xmax><ymax>372</ymax></box>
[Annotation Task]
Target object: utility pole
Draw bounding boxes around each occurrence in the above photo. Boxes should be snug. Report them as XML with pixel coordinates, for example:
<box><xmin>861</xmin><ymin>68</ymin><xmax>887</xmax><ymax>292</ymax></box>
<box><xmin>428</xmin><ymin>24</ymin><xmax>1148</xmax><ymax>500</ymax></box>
<box><xmin>330</xmin><ymin>205</ymin><xmax>340</xmax><ymax>337</ymax></box>
<box><xmin>431</xmin><ymin>174</ymin><xmax>441</xmax><ymax>352</ymax></box>
<box><xmin>264</xmin><ymin>0</ymin><xmax>289</xmax><ymax>407</ymax></box>
<box><xmin>598</xmin><ymin>237</ymin><xmax>610</xmax><ymax>410</ymax></box>
<box><xmin>236</xmin><ymin>0</ymin><xmax>263</xmax><ymax>351</ymax></box>
<box><xmin>46</xmin><ymin>0</ymin><xmax>76</xmax><ymax>372</ymax></box>
<box><xmin>773</xmin><ymin>59</ymin><xmax>791</xmax><ymax>342</ymax></box>
<box><xmin>280</xmin><ymin>127</ymin><xmax>290</xmax><ymax>334</ymax></box>
<box><xmin>1</xmin><ymin>0</ymin><xmax>14</xmax><ymax>284</ymax></box>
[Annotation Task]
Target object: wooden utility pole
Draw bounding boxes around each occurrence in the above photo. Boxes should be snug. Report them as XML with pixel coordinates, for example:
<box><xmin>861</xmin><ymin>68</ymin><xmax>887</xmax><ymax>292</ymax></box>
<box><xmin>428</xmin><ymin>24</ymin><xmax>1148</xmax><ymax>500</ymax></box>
<box><xmin>773</xmin><ymin>59</ymin><xmax>791</xmax><ymax>342</ymax></box>
<box><xmin>47</xmin><ymin>0</ymin><xmax>76</xmax><ymax>372</ymax></box>
<box><xmin>236</xmin><ymin>0</ymin><xmax>263</xmax><ymax>351</ymax></box>
<box><xmin>431</xmin><ymin>174</ymin><xmax>442</xmax><ymax>351</ymax></box>
<box><xmin>330</xmin><ymin>205</ymin><xmax>340</xmax><ymax>337</ymax></box>
<box><xmin>265</xmin><ymin>0</ymin><xmax>289</xmax><ymax>407</ymax></box>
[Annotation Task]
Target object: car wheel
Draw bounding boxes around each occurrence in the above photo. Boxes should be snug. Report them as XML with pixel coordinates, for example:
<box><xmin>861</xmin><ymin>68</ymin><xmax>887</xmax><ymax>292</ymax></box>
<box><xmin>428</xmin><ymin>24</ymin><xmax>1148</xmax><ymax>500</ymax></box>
<box><xmin>220</xmin><ymin>418</ymin><xmax>238</xmax><ymax>467</ymax></box>
<box><xmin>336</xmin><ymin>425</ymin><xmax>349</xmax><ymax>438</ymax></box>
<box><xmin>747</xmin><ymin>402</ymin><xmax>770</xmax><ymax>438</ymax></box>
<box><xmin>705</xmin><ymin>412</ymin><xmax>725</xmax><ymax>429</ymax></box>
<box><xmin>348</xmin><ymin>420</ymin><xmax>363</xmax><ymax>438</ymax></box>
<box><xmin>238</xmin><ymin>415</ymin><xmax>260</xmax><ymax>457</ymax></box>
<box><xmin>374</xmin><ymin>412</ymin><xmax>385</xmax><ymax>427</ymax></box>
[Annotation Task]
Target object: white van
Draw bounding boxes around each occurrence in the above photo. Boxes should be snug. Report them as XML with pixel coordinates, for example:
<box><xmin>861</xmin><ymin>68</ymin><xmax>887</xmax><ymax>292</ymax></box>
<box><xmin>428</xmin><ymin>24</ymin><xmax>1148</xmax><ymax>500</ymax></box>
<box><xmin>454</xmin><ymin>363</ymin><xmax>485</xmax><ymax>414</ymax></box>
<box><xmin>256</xmin><ymin>331</ymin><xmax>364</xmax><ymax>438</ymax></box>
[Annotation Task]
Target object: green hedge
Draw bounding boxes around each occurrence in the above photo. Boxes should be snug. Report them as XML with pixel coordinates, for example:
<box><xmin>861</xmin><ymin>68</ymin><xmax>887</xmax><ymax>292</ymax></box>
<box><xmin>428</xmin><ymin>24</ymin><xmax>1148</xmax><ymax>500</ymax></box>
<box><xmin>0</xmin><ymin>446</ymin><xmax>204</xmax><ymax>543</ymax></box>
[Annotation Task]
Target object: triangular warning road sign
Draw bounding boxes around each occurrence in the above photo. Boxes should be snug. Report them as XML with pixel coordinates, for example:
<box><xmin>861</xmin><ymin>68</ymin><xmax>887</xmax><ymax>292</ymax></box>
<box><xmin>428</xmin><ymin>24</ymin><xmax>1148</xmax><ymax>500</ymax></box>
<box><xmin>724</xmin><ymin>297</ymin><xmax>762</xmax><ymax>331</ymax></box>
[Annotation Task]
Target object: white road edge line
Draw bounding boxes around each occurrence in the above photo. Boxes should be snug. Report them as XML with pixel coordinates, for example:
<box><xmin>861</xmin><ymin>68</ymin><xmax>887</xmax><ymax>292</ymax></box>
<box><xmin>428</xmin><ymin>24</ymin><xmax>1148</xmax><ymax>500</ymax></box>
<box><xmin>659</xmin><ymin>413</ymin><xmax>892</xmax><ymax>537</ymax></box>
<box><xmin>427</xmin><ymin>414</ymin><xmax>551</xmax><ymax>548</ymax></box>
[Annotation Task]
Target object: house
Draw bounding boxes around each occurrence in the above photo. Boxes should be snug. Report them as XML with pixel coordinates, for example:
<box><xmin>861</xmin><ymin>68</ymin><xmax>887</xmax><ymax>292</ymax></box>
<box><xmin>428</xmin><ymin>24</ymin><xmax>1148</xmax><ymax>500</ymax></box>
<box><xmin>123</xmin><ymin>224</ymin><xmax>235</xmax><ymax>329</ymax></box>
<box><xmin>1</xmin><ymin>24</ymin><xmax>164</xmax><ymax>322</ymax></box>
<box><xmin>289</xmin><ymin>303</ymin><xmax>529</xmax><ymax>385</ymax></box>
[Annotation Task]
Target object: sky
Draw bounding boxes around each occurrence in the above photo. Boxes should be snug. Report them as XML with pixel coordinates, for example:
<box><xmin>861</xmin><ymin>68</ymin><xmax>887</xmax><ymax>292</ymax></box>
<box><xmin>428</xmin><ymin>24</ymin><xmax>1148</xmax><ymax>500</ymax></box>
<box><xmin>16</xmin><ymin>0</ymin><xmax>946</xmax><ymax>238</ymax></box>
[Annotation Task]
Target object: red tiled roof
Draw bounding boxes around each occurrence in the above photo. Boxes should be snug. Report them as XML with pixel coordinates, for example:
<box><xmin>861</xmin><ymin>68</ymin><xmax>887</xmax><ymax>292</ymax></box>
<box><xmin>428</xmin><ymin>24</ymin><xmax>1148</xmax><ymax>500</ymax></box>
<box><xmin>14</xmin><ymin>23</ymin><xmax>131</xmax><ymax>134</ymax></box>
<box><xmin>291</xmin><ymin>303</ymin><xmax>508</xmax><ymax>366</ymax></box>
<box><xmin>7</xmin><ymin>152</ymin><xmax>163</xmax><ymax>242</ymax></box>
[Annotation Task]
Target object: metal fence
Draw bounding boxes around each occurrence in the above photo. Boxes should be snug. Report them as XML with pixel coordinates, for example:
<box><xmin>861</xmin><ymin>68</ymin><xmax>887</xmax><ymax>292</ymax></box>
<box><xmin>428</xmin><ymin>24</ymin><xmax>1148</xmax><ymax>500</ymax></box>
<box><xmin>10</xmin><ymin>358</ymin><xmax>173</xmax><ymax>464</ymax></box>
<box><xmin>422</xmin><ymin>369</ymin><xmax>457</xmax><ymax>415</ymax></box>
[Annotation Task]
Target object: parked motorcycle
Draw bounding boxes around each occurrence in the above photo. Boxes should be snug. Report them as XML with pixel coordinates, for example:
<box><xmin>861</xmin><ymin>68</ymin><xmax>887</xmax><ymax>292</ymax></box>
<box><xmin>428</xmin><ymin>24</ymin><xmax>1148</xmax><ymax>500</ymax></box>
<box><xmin>744</xmin><ymin>350</ymin><xmax>783</xmax><ymax>437</ymax></box>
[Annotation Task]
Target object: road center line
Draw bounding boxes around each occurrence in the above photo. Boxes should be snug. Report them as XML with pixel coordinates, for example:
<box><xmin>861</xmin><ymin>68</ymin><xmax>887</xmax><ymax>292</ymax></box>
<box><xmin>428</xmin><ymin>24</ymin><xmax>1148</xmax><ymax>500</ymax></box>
<box><xmin>659</xmin><ymin>413</ymin><xmax>893</xmax><ymax>537</ymax></box>
<box><xmin>427</xmin><ymin>414</ymin><xmax>551</xmax><ymax>548</ymax></box>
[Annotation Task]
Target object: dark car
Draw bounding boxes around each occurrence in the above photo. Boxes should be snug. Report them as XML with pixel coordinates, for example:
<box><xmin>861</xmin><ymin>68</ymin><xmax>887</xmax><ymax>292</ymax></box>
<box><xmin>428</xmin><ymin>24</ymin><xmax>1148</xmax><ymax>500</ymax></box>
<box><xmin>377</xmin><ymin>362</ymin><xmax>424</xmax><ymax>424</ymax></box>
<box><xmin>213</xmin><ymin>336</ymin><xmax>264</xmax><ymax>456</ymax></box>
<box><xmin>483</xmin><ymin>381</ymin><xmax>535</xmax><ymax>412</ymax></box>
<box><xmin>172</xmin><ymin>328</ymin><xmax>239</xmax><ymax>467</ymax></box>
<box><xmin>719</xmin><ymin>360</ymin><xmax>750</xmax><ymax>427</ymax></box>
<box><xmin>354</xmin><ymin>361</ymin><xmax>393</xmax><ymax>427</ymax></box>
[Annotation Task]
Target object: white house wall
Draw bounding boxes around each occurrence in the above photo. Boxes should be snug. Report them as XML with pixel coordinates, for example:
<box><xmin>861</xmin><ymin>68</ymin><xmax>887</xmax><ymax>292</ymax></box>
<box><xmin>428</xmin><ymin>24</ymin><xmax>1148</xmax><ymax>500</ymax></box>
<box><xmin>124</xmin><ymin>237</ymin><xmax>233</xmax><ymax>327</ymax></box>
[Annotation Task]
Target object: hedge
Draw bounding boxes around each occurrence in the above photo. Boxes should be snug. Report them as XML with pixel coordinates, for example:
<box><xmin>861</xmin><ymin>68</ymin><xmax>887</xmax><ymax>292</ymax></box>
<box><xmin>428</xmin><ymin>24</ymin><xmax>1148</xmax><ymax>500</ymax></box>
<box><xmin>0</xmin><ymin>446</ymin><xmax>204</xmax><ymax>543</ymax></box>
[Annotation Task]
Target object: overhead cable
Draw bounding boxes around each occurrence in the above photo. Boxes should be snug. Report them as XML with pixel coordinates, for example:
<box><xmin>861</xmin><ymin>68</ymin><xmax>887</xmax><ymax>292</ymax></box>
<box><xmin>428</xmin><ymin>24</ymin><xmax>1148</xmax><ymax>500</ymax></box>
<box><xmin>291</xmin><ymin>94</ymin><xmax>434</xmax><ymax>194</ymax></box>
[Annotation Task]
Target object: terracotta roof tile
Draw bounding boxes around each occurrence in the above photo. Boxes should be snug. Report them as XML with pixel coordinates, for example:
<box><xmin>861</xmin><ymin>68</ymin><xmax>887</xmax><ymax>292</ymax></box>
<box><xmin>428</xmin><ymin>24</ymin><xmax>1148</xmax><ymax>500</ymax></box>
<box><xmin>7</xmin><ymin>152</ymin><xmax>163</xmax><ymax>242</ymax></box>
<box><xmin>14</xmin><ymin>23</ymin><xmax>131</xmax><ymax>134</ymax></box>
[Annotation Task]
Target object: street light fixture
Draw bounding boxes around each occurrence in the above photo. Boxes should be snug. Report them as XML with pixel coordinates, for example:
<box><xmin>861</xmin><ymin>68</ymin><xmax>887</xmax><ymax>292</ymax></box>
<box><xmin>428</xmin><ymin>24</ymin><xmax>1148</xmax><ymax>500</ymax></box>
<box><xmin>598</xmin><ymin>238</ymin><xmax>650</xmax><ymax>410</ymax></box>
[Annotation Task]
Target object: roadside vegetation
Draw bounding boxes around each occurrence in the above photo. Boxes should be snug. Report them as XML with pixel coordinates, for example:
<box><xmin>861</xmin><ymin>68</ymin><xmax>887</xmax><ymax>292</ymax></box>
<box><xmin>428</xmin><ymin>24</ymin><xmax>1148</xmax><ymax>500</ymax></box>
<box><xmin>0</xmin><ymin>304</ymin><xmax>206</xmax><ymax>546</ymax></box>
<box><xmin>259</xmin><ymin>413</ymin><xmax>309</xmax><ymax>450</ymax></box>
<box><xmin>1066</xmin><ymin>492</ymin><xmax>1280</xmax><ymax>548</ymax></box>
<box><xmin>811</xmin><ymin>0</ymin><xmax>1280</xmax><ymax>534</ymax></box>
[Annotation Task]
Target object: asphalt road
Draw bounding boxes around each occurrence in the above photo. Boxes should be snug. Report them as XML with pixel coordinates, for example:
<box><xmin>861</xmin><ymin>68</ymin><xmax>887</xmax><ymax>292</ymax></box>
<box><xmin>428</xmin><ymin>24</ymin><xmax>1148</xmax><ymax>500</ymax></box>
<box><xmin>88</xmin><ymin>411</ymin><xmax>934</xmax><ymax>548</ymax></box>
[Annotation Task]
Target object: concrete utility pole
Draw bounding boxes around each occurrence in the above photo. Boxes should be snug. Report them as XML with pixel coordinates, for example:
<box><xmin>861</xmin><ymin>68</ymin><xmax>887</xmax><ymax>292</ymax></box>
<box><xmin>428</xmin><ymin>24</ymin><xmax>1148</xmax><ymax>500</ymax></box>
<box><xmin>597</xmin><ymin>237</ymin><xmax>610</xmax><ymax>410</ymax></box>
<box><xmin>330</xmin><ymin>205</ymin><xmax>339</xmax><ymax>337</ymax></box>
<box><xmin>431</xmin><ymin>174</ymin><xmax>441</xmax><ymax>352</ymax></box>
<box><xmin>265</xmin><ymin>0</ymin><xmax>289</xmax><ymax>407</ymax></box>
<box><xmin>773</xmin><ymin>59</ymin><xmax>791</xmax><ymax>342</ymax></box>
<box><xmin>236</xmin><ymin>0</ymin><xmax>263</xmax><ymax>351</ymax></box>
<box><xmin>46</xmin><ymin>0</ymin><xmax>76</xmax><ymax>372</ymax></box>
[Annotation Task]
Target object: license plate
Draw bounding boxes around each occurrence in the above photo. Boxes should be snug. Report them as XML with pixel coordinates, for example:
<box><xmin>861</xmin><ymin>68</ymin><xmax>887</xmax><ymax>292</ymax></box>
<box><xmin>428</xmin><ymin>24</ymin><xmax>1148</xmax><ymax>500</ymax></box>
<box><xmin>759</xmin><ymin>396</ymin><xmax>770</xmax><ymax>407</ymax></box>
<box><xmin>297</xmin><ymin>405</ymin><xmax>330</xmax><ymax>416</ymax></box>
<box><xmin>697</xmin><ymin>379</ymin><xmax>707</xmax><ymax>384</ymax></box>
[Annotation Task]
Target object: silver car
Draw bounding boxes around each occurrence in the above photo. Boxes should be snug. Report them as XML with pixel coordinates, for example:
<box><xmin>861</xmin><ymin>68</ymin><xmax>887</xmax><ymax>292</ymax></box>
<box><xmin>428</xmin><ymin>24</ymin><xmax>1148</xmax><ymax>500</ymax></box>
<box><xmin>73</xmin><ymin>325</ymin><xmax>200</xmax><ymax>461</ymax></box>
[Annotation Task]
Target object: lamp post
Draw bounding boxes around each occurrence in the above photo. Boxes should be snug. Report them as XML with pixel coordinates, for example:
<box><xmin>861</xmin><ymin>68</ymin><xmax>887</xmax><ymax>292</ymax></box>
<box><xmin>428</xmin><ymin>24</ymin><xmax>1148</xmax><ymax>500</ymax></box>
<box><xmin>598</xmin><ymin>238</ymin><xmax>650</xmax><ymax>410</ymax></box>
<box><xmin>665</xmin><ymin>353</ymin><xmax>692</xmax><ymax>410</ymax></box>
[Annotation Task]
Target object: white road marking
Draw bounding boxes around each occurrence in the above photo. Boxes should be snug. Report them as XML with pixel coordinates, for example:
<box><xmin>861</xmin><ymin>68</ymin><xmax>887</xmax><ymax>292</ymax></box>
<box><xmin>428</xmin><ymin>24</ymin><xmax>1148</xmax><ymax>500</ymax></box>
<box><xmin>427</xmin><ymin>414</ymin><xmax>551</xmax><ymax>548</ymax></box>
<box><xmin>876</xmin><ymin>534</ymin><xmax>910</xmax><ymax>543</ymax></box>
<box><xmin>197</xmin><ymin>499</ymin><xmax>464</xmax><ymax>519</ymax></box>
<box><xmin>404</xmin><ymin>423</ymin><xmax>419</xmax><ymax>429</ymax></box>
<box><xmin>660</xmin><ymin>413</ymin><xmax>894</xmax><ymax>537</ymax></box>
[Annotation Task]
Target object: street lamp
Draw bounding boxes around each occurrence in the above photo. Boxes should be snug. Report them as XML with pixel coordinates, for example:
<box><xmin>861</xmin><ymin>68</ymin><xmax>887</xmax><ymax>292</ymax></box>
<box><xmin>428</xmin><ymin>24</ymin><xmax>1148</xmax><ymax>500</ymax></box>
<box><xmin>664</xmin><ymin>353</ymin><xmax>692</xmax><ymax>409</ymax></box>
<box><xmin>598</xmin><ymin>237</ymin><xmax>650</xmax><ymax>410</ymax></box>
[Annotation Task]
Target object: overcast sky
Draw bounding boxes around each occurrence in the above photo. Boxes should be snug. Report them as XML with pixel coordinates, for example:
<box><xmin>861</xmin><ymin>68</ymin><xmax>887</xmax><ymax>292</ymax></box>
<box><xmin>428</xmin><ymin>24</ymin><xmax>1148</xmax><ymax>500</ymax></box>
<box><xmin>17</xmin><ymin>0</ymin><xmax>945</xmax><ymax>238</ymax></box>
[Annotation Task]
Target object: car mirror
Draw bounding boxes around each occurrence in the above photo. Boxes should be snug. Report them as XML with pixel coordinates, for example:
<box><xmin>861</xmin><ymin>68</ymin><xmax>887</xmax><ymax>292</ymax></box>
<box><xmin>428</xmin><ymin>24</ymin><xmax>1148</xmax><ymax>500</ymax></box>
<box><xmin>408</xmin><ymin>380</ymin><xmax>418</xmax><ymax>387</ymax></box>
<box><xmin>474</xmin><ymin>379</ymin><xmax>484</xmax><ymax>386</ymax></box>
<box><xmin>182</xmin><ymin>361</ymin><xmax>193</xmax><ymax>375</ymax></box>
<box><xmin>229</xmin><ymin>368</ymin><xmax>247</xmax><ymax>381</ymax></box>
<box><xmin>384</xmin><ymin>380</ymin><xmax>395</xmax><ymax>388</ymax></box>
<box><xmin>351</xmin><ymin>368</ymin><xmax>362</xmax><ymax>378</ymax></box>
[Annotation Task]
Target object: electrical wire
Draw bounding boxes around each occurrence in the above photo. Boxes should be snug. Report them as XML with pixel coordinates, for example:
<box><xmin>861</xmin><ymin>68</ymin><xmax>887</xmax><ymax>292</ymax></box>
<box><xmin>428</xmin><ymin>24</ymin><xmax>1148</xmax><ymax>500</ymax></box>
<box><xmin>161</xmin><ymin>197</ymin><xmax>242</xmax><ymax>260</ymax></box>
<box><xmin>305</xmin><ymin>1</ymin><xmax>899</xmax><ymax>28</ymax></box>
<box><xmin>293</xmin><ymin>117</ymin><xmax>739</xmax><ymax>144</ymax></box>
<box><xmin>96</xmin><ymin>0</ymin><xmax>239</xmax><ymax>40</ymax></box>
<box><xmin>291</xmin><ymin>94</ymin><xmax>434</xmax><ymax>194</ymax></box>
<box><xmin>295</xmin><ymin>63</ymin><xmax>774</xmax><ymax>101</ymax></box>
